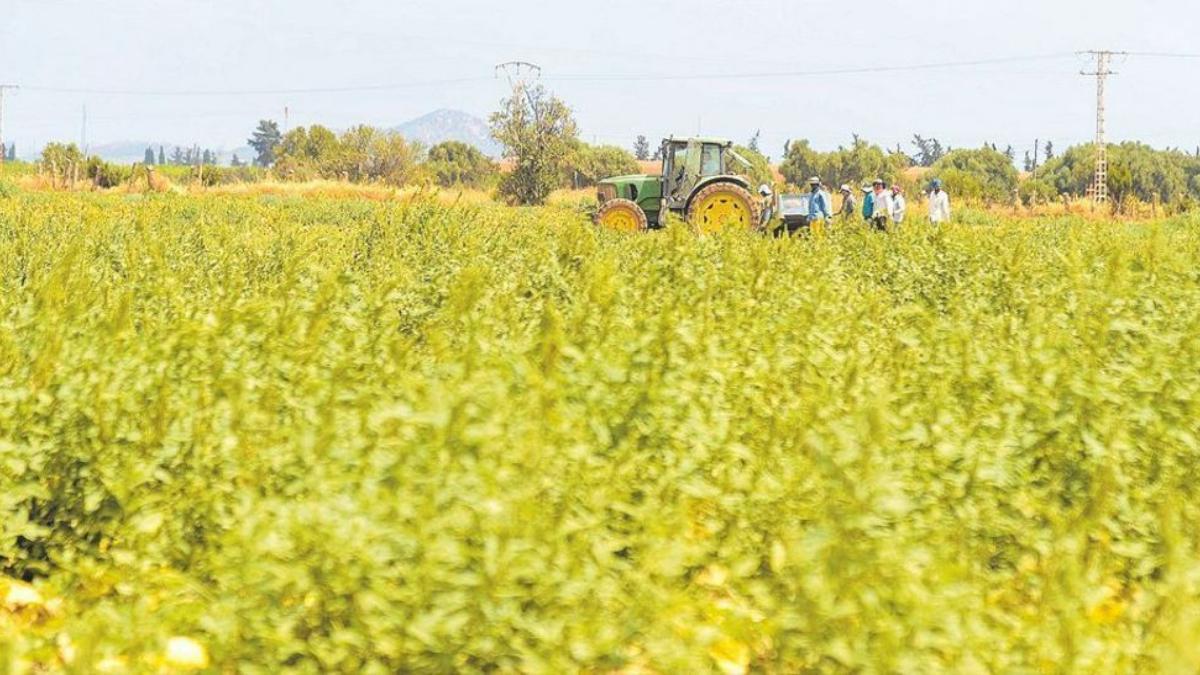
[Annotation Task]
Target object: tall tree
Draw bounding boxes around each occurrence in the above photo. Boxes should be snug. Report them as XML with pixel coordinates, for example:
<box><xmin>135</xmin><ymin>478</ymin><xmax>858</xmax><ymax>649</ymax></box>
<box><xmin>231</xmin><ymin>153</ymin><xmax>243</xmax><ymax>168</ymax></box>
<box><xmin>1003</xmin><ymin>145</ymin><xmax>1015</xmax><ymax>162</ymax></box>
<box><xmin>489</xmin><ymin>82</ymin><xmax>579</xmax><ymax>205</ymax></box>
<box><xmin>911</xmin><ymin>135</ymin><xmax>945</xmax><ymax>168</ymax></box>
<box><xmin>171</xmin><ymin>146</ymin><xmax>185</xmax><ymax>165</ymax></box>
<box><xmin>144</xmin><ymin>147</ymin><xmax>156</xmax><ymax>165</ymax></box>
<box><xmin>1044</xmin><ymin>140</ymin><xmax>1055</xmax><ymax>162</ymax></box>
<box><xmin>158</xmin><ymin>146</ymin><xmax>166</xmax><ymax>165</ymax></box>
<box><xmin>748</xmin><ymin>130</ymin><xmax>761</xmax><ymax>154</ymax></box>
<box><xmin>7</xmin><ymin>144</ymin><xmax>14</xmax><ymax>161</ymax></box>
<box><xmin>248</xmin><ymin>120</ymin><xmax>283</xmax><ymax>167</ymax></box>
<box><xmin>633</xmin><ymin>135</ymin><xmax>650</xmax><ymax>161</ymax></box>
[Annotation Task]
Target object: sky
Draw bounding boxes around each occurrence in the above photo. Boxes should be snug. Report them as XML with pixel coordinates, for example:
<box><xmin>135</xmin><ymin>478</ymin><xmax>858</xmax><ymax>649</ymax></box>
<box><xmin>1</xmin><ymin>0</ymin><xmax>1197</xmax><ymax>160</ymax></box>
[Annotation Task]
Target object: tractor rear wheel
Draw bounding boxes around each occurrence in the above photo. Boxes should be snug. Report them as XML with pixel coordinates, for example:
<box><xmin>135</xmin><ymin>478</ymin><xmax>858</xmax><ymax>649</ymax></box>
<box><xmin>687</xmin><ymin>183</ymin><xmax>761</xmax><ymax>233</ymax></box>
<box><xmin>595</xmin><ymin>198</ymin><xmax>649</xmax><ymax>233</ymax></box>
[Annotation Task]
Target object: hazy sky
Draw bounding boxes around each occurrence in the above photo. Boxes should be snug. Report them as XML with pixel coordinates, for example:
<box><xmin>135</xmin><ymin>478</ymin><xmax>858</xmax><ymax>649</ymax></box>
<box><xmin>2</xmin><ymin>0</ymin><xmax>1197</xmax><ymax>159</ymax></box>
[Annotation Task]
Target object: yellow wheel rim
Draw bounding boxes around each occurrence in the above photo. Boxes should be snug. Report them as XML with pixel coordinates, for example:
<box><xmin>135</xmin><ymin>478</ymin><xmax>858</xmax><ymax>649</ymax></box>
<box><xmin>692</xmin><ymin>192</ymin><xmax>751</xmax><ymax>233</ymax></box>
<box><xmin>599</xmin><ymin>205</ymin><xmax>643</xmax><ymax>232</ymax></box>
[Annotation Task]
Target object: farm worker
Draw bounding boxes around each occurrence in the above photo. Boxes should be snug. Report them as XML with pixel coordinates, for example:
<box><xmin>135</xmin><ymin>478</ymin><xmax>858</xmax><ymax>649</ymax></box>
<box><xmin>861</xmin><ymin>186</ymin><xmax>874</xmax><ymax>221</ymax></box>
<box><xmin>891</xmin><ymin>185</ymin><xmax>907</xmax><ymax>225</ymax></box>
<box><xmin>928</xmin><ymin>179</ymin><xmax>951</xmax><ymax>223</ymax></box>
<box><xmin>838</xmin><ymin>184</ymin><xmax>857</xmax><ymax>220</ymax></box>
<box><xmin>869</xmin><ymin>179</ymin><xmax>893</xmax><ymax>231</ymax></box>
<box><xmin>807</xmin><ymin>177</ymin><xmax>832</xmax><ymax>224</ymax></box>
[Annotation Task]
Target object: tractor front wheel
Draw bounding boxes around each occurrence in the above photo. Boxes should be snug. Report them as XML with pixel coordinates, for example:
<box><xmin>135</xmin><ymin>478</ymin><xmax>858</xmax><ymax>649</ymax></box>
<box><xmin>687</xmin><ymin>183</ymin><xmax>761</xmax><ymax>233</ymax></box>
<box><xmin>595</xmin><ymin>198</ymin><xmax>649</xmax><ymax>233</ymax></box>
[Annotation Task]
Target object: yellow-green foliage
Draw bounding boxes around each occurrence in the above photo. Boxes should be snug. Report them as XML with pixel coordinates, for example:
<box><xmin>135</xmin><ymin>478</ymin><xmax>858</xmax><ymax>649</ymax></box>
<box><xmin>2</xmin><ymin>192</ymin><xmax>1200</xmax><ymax>673</ymax></box>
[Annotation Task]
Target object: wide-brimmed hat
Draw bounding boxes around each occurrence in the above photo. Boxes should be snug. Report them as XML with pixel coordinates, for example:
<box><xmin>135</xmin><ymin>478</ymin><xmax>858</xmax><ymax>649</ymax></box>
<box><xmin>808</xmin><ymin>176</ymin><xmax>821</xmax><ymax>185</ymax></box>
<box><xmin>872</xmin><ymin>178</ymin><xmax>885</xmax><ymax>186</ymax></box>
<box><xmin>839</xmin><ymin>184</ymin><xmax>851</xmax><ymax>193</ymax></box>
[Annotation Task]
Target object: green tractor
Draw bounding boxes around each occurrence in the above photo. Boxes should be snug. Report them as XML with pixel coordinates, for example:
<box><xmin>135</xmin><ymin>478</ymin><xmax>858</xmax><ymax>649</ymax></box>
<box><xmin>594</xmin><ymin>136</ymin><xmax>765</xmax><ymax>233</ymax></box>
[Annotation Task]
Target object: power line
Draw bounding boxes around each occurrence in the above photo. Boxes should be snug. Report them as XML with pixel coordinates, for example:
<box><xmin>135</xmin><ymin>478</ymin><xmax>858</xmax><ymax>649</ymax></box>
<box><xmin>1124</xmin><ymin>51</ymin><xmax>1200</xmax><ymax>58</ymax></box>
<box><xmin>14</xmin><ymin>52</ymin><xmax>1078</xmax><ymax>97</ymax></box>
<box><xmin>19</xmin><ymin>76</ymin><xmax>494</xmax><ymax>97</ymax></box>
<box><xmin>548</xmin><ymin>53</ymin><xmax>1079</xmax><ymax>82</ymax></box>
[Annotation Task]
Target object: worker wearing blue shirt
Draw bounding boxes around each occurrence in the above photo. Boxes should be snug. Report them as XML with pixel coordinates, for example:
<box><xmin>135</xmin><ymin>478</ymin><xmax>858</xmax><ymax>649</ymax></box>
<box><xmin>806</xmin><ymin>177</ymin><xmax>831</xmax><ymax>224</ymax></box>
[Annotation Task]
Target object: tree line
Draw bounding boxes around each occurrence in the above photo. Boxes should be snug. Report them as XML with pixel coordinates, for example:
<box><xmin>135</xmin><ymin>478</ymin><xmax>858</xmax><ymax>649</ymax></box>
<box><xmin>140</xmin><ymin>145</ymin><xmax>229</xmax><ymax>167</ymax></box>
<box><xmin>23</xmin><ymin>81</ymin><xmax>1200</xmax><ymax>208</ymax></box>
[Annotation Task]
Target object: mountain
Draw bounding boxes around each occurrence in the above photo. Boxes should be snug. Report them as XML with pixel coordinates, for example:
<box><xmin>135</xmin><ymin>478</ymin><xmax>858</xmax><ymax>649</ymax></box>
<box><xmin>88</xmin><ymin>141</ymin><xmax>254</xmax><ymax>166</ymax></box>
<box><xmin>88</xmin><ymin>141</ymin><xmax>161</xmax><ymax>164</ymax></box>
<box><xmin>73</xmin><ymin>109</ymin><xmax>498</xmax><ymax>165</ymax></box>
<box><xmin>391</xmin><ymin>109</ymin><xmax>501</xmax><ymax>158</ymax></box>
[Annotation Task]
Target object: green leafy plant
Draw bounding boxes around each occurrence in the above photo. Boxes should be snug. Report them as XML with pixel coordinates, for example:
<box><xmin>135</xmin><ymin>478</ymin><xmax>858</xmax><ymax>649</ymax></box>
<box><xmin>2</xmin><ymin>193</ymin><xmax>1200</xmax><ymax>673</ymax></box>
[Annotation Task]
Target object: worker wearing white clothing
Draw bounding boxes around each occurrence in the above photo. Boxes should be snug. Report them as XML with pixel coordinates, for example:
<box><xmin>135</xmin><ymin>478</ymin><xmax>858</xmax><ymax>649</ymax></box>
<box><xmin>928</xmin><ymin>179</ymin><xmax>951</xmax><ymax>223</ymax></box>
<box><xmin>868</xmin><ymin>179</ymin><xmax>892</xmax><ymax>231</ymax></box>
<box><xmin>890</xmin><ymin>185</ymin><xmax>906</xmax><ymax>225</ymax></box>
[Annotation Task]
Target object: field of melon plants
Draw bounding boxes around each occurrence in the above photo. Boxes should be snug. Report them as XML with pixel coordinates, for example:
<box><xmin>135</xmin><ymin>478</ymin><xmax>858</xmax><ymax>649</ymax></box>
<box><xmin>2</xmin><ymin>191</ymin><xmax>1200</xmax><ymax>673</ymax></box>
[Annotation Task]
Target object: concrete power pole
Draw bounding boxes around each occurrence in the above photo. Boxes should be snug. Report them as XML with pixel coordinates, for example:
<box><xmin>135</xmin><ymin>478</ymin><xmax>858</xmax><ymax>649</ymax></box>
<box><xmin>0</xmin><ymin>85</ymin><xmax>18</xmax><ymax>166</ymax></box>
<box><xmin>1080</xmin><ymin>50</ymin><xmax>1125</xmax><ymax>205</ymax></box>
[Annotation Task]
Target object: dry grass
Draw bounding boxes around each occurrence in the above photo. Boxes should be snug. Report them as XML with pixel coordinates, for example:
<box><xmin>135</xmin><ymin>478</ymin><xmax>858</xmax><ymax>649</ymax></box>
<box><xmin>3</xmin><ymin>169</ymin><xmax>1182</xmax><ymax>222</ymax></box>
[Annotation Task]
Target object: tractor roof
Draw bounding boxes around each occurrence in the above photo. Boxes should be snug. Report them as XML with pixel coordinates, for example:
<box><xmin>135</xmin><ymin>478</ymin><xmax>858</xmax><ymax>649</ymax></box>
<box><xmin>663</xmin><ymin>136</ymin><xmax>734</xmax><ymax>146</ymax></box>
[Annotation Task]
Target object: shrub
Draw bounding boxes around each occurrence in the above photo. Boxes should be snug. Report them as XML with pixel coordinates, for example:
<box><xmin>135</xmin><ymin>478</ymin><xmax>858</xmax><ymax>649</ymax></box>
<box><xmin>566</xmin><ymin>143</ymin><xmax>640</xmax><ymax>187</ymax></box>
<box><xmin>780</xmin><ymin>136</ymin><xmax>907</xmax><ymax>190</ymax></box>
<box><xmin>1019</xmin><ymin>178</ymin><xmax>1059</xmax><ymax>206</ymax></box>
<box><xmin>427</xmin><ymin>141</ymin><xmax>498</xmax><ymax>189</ymax></box>
<box><xmin>84</xmin><ymin>158</ymin><xmax>133</xmax><ymax>188</ymax></box>
<box><xmin>38</xmin><ymin>142</ymin><xmax>85</xmax><ymax>186</ymax></box>
<box><xmin>931</xmin><ymin>146</ymin><xmax>1019</xmax><ymax>202</ymax></box>
<box><xmin>732</xmin><ymin>144</ymin><xmax>775</xmax><ymax>188</ymax></box>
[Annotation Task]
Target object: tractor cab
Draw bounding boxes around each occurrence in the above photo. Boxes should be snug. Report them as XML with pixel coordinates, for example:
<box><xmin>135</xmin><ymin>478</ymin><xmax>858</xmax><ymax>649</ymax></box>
<box><xmin>661</xmin><ymin>137</ymin><xmax>746</xmax><ymax>210</ymax></box>
<box><xmin>596</xmin><ymin>136</ymin><xmax>762</xmax><ymax>232</ymax></box>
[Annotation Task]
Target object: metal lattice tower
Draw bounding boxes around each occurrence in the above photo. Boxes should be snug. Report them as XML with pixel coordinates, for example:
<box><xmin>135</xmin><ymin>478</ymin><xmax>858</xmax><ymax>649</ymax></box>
<box><xmin>494</xmin><ymin>61</ymin><xmax>542</xmax><ymax>89</ymax></box>
<box><xmin>1080</xmin><ymin>51</ymin><xmax>1124</xmax><ymax>205</ymax></box>
<box><xmin>494</xmin><ymin>61</ymin><xmax>543</xmax><ymax>122</ymax></box>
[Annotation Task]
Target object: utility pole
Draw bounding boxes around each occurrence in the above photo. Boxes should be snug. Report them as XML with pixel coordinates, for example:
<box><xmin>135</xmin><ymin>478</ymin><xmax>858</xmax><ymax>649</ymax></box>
<box><xmin>283</xmin><ymin>105</ymin><xmax>290</xmax><ymax>134</ymax></box>
<box><xmin>0</xmin><ymin>85</ymin><xmax>18</xmax><ymax>166</ymax></box>
<box><xmin>1080</xmin><ymin>50</ymin><xmax>1126</xmax><ymax>205</ymax></box>
<box><xmin>81</xmin><ymin>104</ymin><xmax>88</xmax><ymax>155</ymax></box>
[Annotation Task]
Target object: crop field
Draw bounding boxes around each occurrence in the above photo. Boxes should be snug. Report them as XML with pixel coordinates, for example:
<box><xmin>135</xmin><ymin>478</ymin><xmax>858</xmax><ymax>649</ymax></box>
<box><xmin>2</xmin><ymin>191</ymin><xmax>1200</xmax><ymax>673</ymax></box>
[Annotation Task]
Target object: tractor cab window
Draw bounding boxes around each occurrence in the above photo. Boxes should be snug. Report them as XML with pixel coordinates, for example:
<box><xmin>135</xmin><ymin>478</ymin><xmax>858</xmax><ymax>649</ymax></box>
<box><xmin>669</xmin><ymin>144</ymin><xmax>689</xmax><ymax>173</ymax></box>
<box><xmin>701</xmin><ymin>144</ymin><xmax>722</xmax><ymax>176</ymax></box>
<box><xmin>667</xmin><ymin>144</ymin><xmax>689</xmax><ymax>186</ymax></box>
